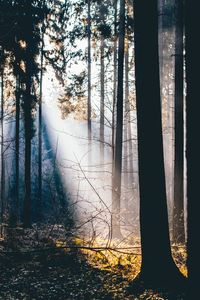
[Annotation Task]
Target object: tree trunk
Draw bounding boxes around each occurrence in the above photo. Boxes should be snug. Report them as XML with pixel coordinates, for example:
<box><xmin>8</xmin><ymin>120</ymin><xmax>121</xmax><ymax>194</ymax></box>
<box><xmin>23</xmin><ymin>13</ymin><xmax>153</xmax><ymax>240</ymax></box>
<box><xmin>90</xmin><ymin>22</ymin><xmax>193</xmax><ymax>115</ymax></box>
<box><xmin>87</xmin><ymin>0</ymin><xmax>92</xmax><ymax>140</ymax></box>
<box><xmin>124</xmin><ymin>35</ymin><xmax>129</xmax><ymax>208</ymax></box>
<box><xmin>112</xmin><ymin>0</ymin><xmax>125</xmax><ymax>239</ymax></box>
<box><xmin>133</xmin><ymin>0</ymin><xmax>185</xmax><ymax>288</ymax></box>
<box><xmin>111</xmin><ymin>0</ymin><xmax>117</xmax><ymax>162</ymax></box>
<box><xmin>173</xmin><ymin>0</ymin><xmax>185</xmax><ymax>244</ymax></box>
<box><xmin>111</xmin><ymin>0</ymin><xmax>118</xmax><ymax>238</ymax></box>
<box><xmin>38</xmin><ymin>23</ymin><xmax>44</xmax><ymax>222</ymax></box>
<box><xmin>15</xmin><ymin>75</ymin><xmax>20</xmax><ymax>224</ymax></box>
<box><xmin>100</xmin><ymin>35</ymin><xmax>105</xmax><ymax>163</ymax></box>
<box><xmin>158</xmin><ymin>0</ymin><xmax>164</xmax><ymax>86</ymax></box>
<box><xmin>127</xmin><ymin>105</ymin><xmax>135</xmax><ymax>194</ymax></box>
<box><xmin>0</xmin><ymin>66</ymin><xmax>4</xmax><ymax>231</ymax></box>
<box><xmin>23</xmin><ymin>3</ymin><xmax>34</xmax><ymax>228</ymax></box>
<box><xmin>185</xmin><ymin>0</ymin><xmax>200</xmax><ymax>297</ymax></box>
<box><xmin>23</xmin><ymin>75</ymin><xmax>32</xmax><ymax>228</ymax></box>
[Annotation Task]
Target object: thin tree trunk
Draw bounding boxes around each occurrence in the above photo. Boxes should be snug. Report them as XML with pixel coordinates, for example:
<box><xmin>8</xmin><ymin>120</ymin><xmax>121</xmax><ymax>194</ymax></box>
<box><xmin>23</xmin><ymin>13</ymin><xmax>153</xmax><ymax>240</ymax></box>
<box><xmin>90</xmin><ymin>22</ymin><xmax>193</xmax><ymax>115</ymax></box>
<box><xmin>158</xmin><ymin>0</ymin><xmax>164</xmax><ymax>86</ymax></box>
<box><xmin>127</xmin><ymin>104</ymin><xmax>138</xmax><ymax>224</ymax></box>
<box><xmin>38</xmin><ymin>22</ymin><xmax>44</xmax><ymax>221</ymax></box>
<box><xmin>126</xmin><ymin>57</ymin><xmax>137</xmax><ymax>218</ymax></box>
<box><xmin>100</xmin><ymin>35</ymin><xmax>105</xmax><ymax>163</ymax></box>
<box><xmin>23</xmin><ymin>3</ymin><xmax>34</xmax><ymax>228</ymax></box>
<box><xmin>87</xmin><ymin>0</ymin><xmax>91</xmax><ymax>140</ymax></box>
<box><xmin>111</xmin><ymin>0</ymin><xmax>118</xmax><ymax>160</ymax></box>
<box><xmin>127</xmin><ymin>107</ymin><xmax>134</xmax><ymax>190</ymax></box>
<box><xmin>185</xmin><ymin>0</ymin><xmax>200</xmax><ymax>297</ymax></box>
<box><xmin>133</xmin><ymin>0</ymin><xmax>184</xmax><ymax>287</ymax></box>
<box><xmin>0</xmin><ymin>67</ymin><xmax>4</xmax><ymax>231</ymax></box>
<box><xmin>15</xmin><ymin>75</ymin><xmax>20</xmax><ymax>223</ymax></box>
<box><xmin>173</xmin><ymin>0</ymin><xmax>185</xmax><ymax>244</ymax></box>
<box><xmin>124</xmin><ymin>36</ymin><xmax>129</xmax><ymax>207</ymax></box>
<box><xmin>112</xmin><ymin>0</ymin><xmax>125</xmax><ymax>239</ymax></box>
<box><xmin>111</xmin><ymin>0</ymin><xmax>118</xmax><ymax>239</ymax></box>
<box><xmin>23</xmin><ymin>75</ymin><xmax>32</xmax><ymax>228</ymax></box>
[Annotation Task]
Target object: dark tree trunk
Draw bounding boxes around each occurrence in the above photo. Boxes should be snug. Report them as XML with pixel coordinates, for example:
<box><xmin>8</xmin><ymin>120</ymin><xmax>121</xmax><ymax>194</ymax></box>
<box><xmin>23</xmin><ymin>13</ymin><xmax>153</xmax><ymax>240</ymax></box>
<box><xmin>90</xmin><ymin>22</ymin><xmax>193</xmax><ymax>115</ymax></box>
<box><xmin>0</xmin><ymin>67</ymin><xmax>4</xmax><ymax>231</ymax></box>
<box><xmin>111</xmin><ymin>0</ymin><xmax>118</xmax><ymax>238</ymax></box>
<box><xmin>173</xmin><ymin>0</ymin><xmax>185</xmax><ymax>244</ymax></box>
<box><xmin>23</xmin><ymin>3</ymin><xmax>35</xmax><ymax>228</ymax></box>
<box><xmin>111</xmin><ymin>0</ymin><xmax>118</xmax><ymax>160</ymax></box>
<box><xmin>158</xmin><ymin>0</ymin><xmax>164</xmax><ymax>86</ymax></box>
<box><xmin>133</xmin><ymin>0</ymin><xmax>184</xmax><ymax>288</ymax></box>
<box><xmin>87</xmin><ymin>0</ymin><xmax>92</xmax><ymax>140</ymax></box>
<box><xmin>185</xmin><ymin>0</ymin><xmax>200</xmax><ymax>297</ymax></box>
<box><xmin>23</xmin><ymin>10</ymin><xmax>33</xmax><ymax>227</ymax></box>
<box><xmin>112</xmin><ymin>0</ymin><xmax>125</xmax><ymax>239</ymax></box>
<box><xmin>15</xmin><ymin>75</ymin><xmax>20</xmax><ymax>224</ymax></box>
<box><xmin>23</xmin><ymin>75</ymin><xmax>32</xmax><ymax>228</ymax></box>
<box><xmin>38</xmin><ymin>25</ymin><xmax>44</xmax><ymax>222</ymax></box>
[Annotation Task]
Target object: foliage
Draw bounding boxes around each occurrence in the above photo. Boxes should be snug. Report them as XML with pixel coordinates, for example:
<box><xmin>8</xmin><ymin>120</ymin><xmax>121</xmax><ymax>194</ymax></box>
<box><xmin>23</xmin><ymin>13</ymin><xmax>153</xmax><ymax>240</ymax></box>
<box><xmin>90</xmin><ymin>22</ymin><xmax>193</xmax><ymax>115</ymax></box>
<box><xmin>0</xmin><ymin>0</ymin><xmax>48</xmax><ymax>138</ymax></box>
<box><xmin>58</xmin><ymin>71</ymin><xmax>88</xmax><ymax>120</ymax></box>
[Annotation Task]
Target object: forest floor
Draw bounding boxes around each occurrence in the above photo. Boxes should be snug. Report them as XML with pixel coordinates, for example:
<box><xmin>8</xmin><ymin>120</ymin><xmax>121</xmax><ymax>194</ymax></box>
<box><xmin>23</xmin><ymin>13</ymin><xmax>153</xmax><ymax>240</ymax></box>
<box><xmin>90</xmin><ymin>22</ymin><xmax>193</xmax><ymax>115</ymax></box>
<box><xmin>0</xmin><ymin>226</ymin><xmax>186</xmax><ymax>300</ymax></box>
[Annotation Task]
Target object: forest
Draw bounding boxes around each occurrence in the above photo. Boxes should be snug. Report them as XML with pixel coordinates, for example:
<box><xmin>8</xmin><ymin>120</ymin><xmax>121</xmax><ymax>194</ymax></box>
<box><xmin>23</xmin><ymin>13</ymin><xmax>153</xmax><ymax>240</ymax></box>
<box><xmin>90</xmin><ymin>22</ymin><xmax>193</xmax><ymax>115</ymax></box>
<box><xmin>0</xmin><ymin>0</ymin><xmax>199</xmax><ymax>299</ymax></box>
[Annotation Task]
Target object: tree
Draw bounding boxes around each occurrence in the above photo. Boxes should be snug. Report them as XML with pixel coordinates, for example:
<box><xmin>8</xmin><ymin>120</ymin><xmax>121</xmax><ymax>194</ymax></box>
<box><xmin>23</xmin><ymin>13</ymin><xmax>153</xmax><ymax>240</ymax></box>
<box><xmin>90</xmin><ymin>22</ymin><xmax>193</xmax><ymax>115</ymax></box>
<box><xmin>38</xmin><ymin>2</ymin><xmax>45</xmax><ymax>221</ymax></box>
<box><xmin>87</xmin><ymin>0</ymin><xmax>92</xmax><ymax>140</ymax></box>
<box><xmin>123</xmin><ymin>0</ymin><xmax>135</xmax><ymax>214</ymax></box>
<box><xmin>132</xmin><ymin>0</ymin><xmax>185</xmax><ymax>288</ymax></box>
<box><xmin>96</xmin><ymin>2</ymin><xmax>110</xmax><ymax>163</ymax></box>
<box><xmin>100</xmin><ymin>31</ymin><xmax>105</xmax><ymax>163</ymax></box>
<box><xmin>18</xmin><ymin>1</ymin><xmax>41</xmax><ymax>227</ymax></box>
<box><xmin>173</xmin><ymin>0</ymin><xmax>185</xmax><ymax>244</ymax></box>
<box><xmin>13</xmin><ymin>50</ymin><xmax>22</xmax><ymax>224</ymax></box>
<box><xmin>23</xmin><ymin>52</ymin><xmax>32</xmax><ymax>228</ymax></box>
<box><xmin>158</xmin><ymin>0</ymin><xmax>164</xmax><ymax>85</ymax></box>
<box><xmin>123</xmin><ymin>35</ymin><xmax>129</xmax><ymax>206</ymax></box>
<box><xmin>111</xmin><ymin>0</ymin><xmax>117</xmax><ymax>236</ymax></box>
<box><xmin>15</xmin><ymin>75</ymin><xmax>20</xmax><ymax>223</ymax></box>
<box><xmin>111</xmin><ymin>0</ymin><xmax>117</xmax><ymax>163</ymax></box>
<box><xmin>185</xmin><ymin>0</ymin><xmax>200</xmax><ymax>297</ymax></box>
<box><xmin>112</xmin><ymin>0</ymin><xmax>125</xmax><ymax>239</ymax></box>
<box><xmin>0</xmin><ymin>49</ymin><xmax>4</xmax><ymax>232</ymax></box>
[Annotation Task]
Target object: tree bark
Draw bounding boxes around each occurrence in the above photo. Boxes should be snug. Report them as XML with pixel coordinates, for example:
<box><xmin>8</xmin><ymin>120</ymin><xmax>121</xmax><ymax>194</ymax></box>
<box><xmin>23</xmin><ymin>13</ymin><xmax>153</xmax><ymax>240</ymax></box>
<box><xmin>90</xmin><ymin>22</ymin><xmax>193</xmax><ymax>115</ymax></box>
<box><xmin>23</xmin><ymin>7</ymin><xmax>33</xmax><ymax>227</ymax></box>
<box><xmin>111</xmin><ymin>0</ymin><xmax>117</xmax><ymax>162</ymax></box>
<box><xmin>23</xmin><ymin>75</ymin><xmax>32</xmax><ymax>228</ymax></box>
<box><xmin>15</xmin><ymin>75</ymin><xmax>20</xmax><ymax>224</ymax></box>
<box><xmin>112</xmin><ymin>0</ymin><xmax>125</xmax><ymax>239</ymax></box>
<box><xmin>133</xmin><ymin>0</ymin><xmax>184</xmax><ymax>287</ymax></box>
<box><xmin>87</xmin><ymin>0</ymin><xmax>92</xmax><ymax>140</ymax></box>
<box><xmin>185</xmin><ymin>0</ymin><xmax>200</xmax><ymax>297</ymax></box>
<box><xmin>158</xmin><ymin>0</ymin><xmax>164</xmax><ymax>86</ymax></box>
<box><xmin>111</xmin><ymin>0</ymin><xmax>118</xmax><ymax>238</ymax></box>
<box><xmin>38</xmin><ymin>20</ymin><xmax>44</xmax><ymax>222</ymax></box>
<box><xmin>0</xmin><ymin>65</ymin><xmax>4</xmax><ymax>231</ymax></box>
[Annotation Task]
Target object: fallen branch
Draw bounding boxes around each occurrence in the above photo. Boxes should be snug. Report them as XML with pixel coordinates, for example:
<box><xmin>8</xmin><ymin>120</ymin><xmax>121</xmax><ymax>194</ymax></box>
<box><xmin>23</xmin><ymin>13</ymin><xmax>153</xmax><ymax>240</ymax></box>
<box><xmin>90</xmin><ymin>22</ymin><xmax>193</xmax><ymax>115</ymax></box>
<box><xmin>0</xmin><ymin>245</ymin><xmax>141</xmax><ymax>256</ymax></box>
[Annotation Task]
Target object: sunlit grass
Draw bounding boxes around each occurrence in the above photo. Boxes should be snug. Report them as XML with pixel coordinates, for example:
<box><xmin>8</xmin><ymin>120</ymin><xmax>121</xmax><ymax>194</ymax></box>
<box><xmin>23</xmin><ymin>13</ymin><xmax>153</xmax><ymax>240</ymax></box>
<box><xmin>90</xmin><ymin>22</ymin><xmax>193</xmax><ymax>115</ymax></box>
<box><xmin>75</xmin><ymin>237</ymin><xmax>187</xmax><ymax>279</ymax></box>
<box><xmin>55</xmin><ymin>236</ymin><xmax>187</xmax><ymax>281</ymax></box>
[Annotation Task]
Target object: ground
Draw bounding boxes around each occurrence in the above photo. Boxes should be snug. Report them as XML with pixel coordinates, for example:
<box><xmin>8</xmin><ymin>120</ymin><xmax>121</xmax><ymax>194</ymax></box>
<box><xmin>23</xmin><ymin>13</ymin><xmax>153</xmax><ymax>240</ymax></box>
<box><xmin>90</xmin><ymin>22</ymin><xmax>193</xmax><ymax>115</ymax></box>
<box><xmin>0</xmin><ymin>227</ymin><xmax>186</xmax><ymax>300</ymax></box>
